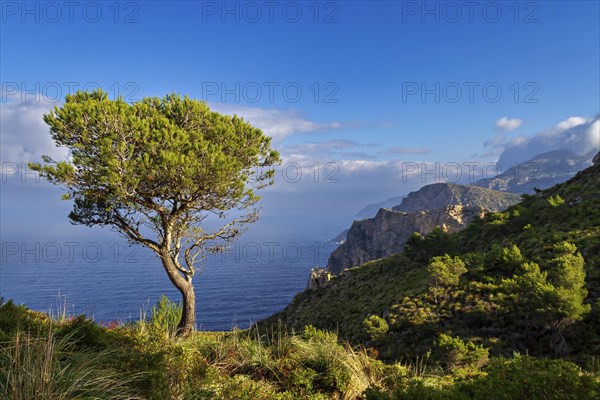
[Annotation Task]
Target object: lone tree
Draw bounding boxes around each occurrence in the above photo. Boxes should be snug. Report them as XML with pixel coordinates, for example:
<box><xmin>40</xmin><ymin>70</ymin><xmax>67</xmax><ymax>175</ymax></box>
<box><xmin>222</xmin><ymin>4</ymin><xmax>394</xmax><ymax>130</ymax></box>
<box><xmin>30</xmin><ymin>90</ymin><xmax>280</xmax><ymax>337</ymax></box>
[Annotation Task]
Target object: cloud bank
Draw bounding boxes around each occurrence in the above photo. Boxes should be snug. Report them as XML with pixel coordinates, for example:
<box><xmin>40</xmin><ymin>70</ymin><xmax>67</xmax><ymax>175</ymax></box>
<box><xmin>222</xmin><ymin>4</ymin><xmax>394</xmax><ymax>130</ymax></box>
<box><xmin>1</xmin><ymin>99</ymin><xmax>68</xmax><ymax>164</ymax></box>
<box><xmin>485</xmin><ymin>116</ymin><xmax>599</xmax><ymax>167</ymax></box>
<box><xmin>210</xmin><ymin>104</ymin><xmax>351</xmax><ymax>142</ymax></box>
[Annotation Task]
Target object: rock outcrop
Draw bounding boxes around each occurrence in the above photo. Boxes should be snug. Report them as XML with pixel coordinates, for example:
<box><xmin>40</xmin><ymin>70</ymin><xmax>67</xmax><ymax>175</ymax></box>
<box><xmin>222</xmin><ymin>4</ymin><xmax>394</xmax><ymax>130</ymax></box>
<box><xmin>326</xmin><ymin>205</ymin><xmax>486</xmax><ymax>274</ymax></box>
<box><xmin>307</xmin><ymin>268</ymin><xmax>332</xmax><ymax>290</ymax></box>
<box><xmin>393</xmin><ymin>183</ymin><xmax>521</xmax><ymax>213</ymax></box>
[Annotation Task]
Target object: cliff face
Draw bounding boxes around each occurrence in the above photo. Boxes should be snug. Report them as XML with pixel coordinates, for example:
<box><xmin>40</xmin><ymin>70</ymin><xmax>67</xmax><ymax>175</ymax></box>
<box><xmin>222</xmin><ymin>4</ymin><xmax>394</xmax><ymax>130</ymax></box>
<box><xmin>393</xmin><ymin>183</ymin><xmax>521</xmax><ymax>213</ymax></box>
<box><xmin>326</xmin><ymin>205</ymin><xmax>486</xmax><ymax>274</ymax></box>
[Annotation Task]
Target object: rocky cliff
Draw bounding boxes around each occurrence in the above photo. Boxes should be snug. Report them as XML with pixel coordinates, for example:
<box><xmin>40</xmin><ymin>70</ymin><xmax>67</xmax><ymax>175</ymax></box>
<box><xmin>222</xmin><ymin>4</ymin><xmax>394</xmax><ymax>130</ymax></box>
<box><xmin>326</xmin><ymin>204</ymin><xmax>486</xmax><ymax>274</ymax></box>
<box><xmin>392</xmin><ymin>183</ymin><xmax>521</xmax><ymax>213</ymax></box>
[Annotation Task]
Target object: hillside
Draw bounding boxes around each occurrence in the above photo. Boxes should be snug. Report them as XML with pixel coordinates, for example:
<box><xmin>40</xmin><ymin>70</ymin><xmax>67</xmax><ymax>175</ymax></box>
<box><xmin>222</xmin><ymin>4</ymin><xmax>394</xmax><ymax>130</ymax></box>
<box><xmin>264</xmin><ymin>156</ymin><xmax>600</xmax><ymax>365</ymax></box>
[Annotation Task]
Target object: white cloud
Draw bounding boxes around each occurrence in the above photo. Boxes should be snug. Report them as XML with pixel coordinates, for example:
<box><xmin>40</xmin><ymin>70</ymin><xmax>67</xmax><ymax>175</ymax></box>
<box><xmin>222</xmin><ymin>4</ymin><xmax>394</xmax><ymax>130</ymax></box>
<box><xmin>554</xmin><ymin>116</ymin><xmax>588</xmax><ymax>131</ymax></box>
<box><xmin>492</xmin><ymin>115</ymin><xmax>599</xmax><ymax>167</ymax></box>
<box><xmin>210</xmin><ymin>104</ymin><xmax>351</xmax><ymax>142</ymax></box>
<box><xmin>280</xmin><ymin>139</ymin><xmax>377</xmax><ymax>160</ymax></box>
<box><xmin>495</xmin><ymin>117</ymin><xmax>523</xmax><ymax>131</ymax></box>
<box><xmin>0</xmin><ymin>99</ymin><xmax>68</xmax><ymax>164</ymax></box>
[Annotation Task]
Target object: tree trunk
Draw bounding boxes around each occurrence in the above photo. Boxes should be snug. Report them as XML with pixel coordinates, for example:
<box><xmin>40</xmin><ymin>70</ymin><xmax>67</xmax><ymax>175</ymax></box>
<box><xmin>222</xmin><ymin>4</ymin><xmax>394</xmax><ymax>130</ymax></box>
<box><xmin>177</xmin><ymin>280</ymin><xmax>196</xmax><ymax>337</ymax></box>
<box><xmin>159</xmin><ymin>252</ymin><xmax>196</xmax><ymax>337</ymax></box>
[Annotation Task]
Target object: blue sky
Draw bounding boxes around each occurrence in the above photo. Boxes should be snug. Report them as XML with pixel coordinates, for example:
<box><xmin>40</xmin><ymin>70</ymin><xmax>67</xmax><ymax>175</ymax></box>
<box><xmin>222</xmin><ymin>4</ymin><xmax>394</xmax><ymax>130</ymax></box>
<box><xmin>1</xmin><ymin>1</ymin><xmax>599</xmax><ymax>241</ymax></box>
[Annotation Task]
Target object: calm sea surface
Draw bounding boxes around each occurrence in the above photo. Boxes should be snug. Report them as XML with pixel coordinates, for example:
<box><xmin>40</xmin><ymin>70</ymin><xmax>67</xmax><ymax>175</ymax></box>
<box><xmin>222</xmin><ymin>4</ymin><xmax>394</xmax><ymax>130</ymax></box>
<box><xmin>0</xmin><ymin>239</ymin><xmax>336</xmax><ymax>330</ymax></box>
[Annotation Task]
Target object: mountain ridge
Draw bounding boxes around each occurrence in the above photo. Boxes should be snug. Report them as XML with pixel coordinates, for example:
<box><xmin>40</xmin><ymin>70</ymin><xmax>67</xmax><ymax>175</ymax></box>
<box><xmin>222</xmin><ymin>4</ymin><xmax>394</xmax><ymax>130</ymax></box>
<box><xmin>474</xmin><ymin>148</ymin><xmax>594</xmax><ymax>193</ymax></box>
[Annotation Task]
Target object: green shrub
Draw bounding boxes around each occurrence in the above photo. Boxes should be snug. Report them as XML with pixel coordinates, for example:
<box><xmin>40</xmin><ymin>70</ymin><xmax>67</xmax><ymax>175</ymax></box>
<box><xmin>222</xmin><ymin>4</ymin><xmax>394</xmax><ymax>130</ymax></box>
<box><xmin>367</xmin><ymin>356</ymin><xmax>599</xmax><ymax>400</ymax></box>
<box><xmin>548</xmin><ymin>194</ymin><xmax>565</xmax><ymax>207</ymax></box>
<box><xmin>458</xmin><ymin>356</ymin><xmax>600</xmax><ymax>400</ymax></box>
<box><xmin>0</xmin><ymin>298</ymin><xmax>46</xmax><ymax>340</ymax></box>
<box><xmin>363</xmin><ymin>315</ymin><xmax>389</xmax><ymax>342</ymax></box>
<box><xmin>150</xmin><ymin>294</ymin><xmax>183</xmax><ymax>337</ymax></box>
<box><xmin>220</xmin><ymin>375</ymin><xmax>275</xmax><ymax>400</ymax></box>
<box><xmin>427</xmin><ymin>255</ymin><xmax>467</xmax><ymax>304</ymax></box>
<box><xmin>435</xmin><ymin>334</ymin><xmax>489</xmax><ymax>376</ymax></box>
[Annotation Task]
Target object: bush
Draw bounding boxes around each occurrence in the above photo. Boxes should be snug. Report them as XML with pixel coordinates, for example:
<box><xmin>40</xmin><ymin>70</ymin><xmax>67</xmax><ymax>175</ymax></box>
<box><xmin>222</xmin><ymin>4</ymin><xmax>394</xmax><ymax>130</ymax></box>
<box><xmin>367</xmin><ymin>356</ymin><xmax>599</xmax><ymax>400</ymax></box>
<box><xmin>548</xmin><ymin>194</ymin><xmax>565</xmax><ymax>207</ymax></box>
<box><xmin>435</xmin><ymin>334</ymin><xmax>489</xmax><ymax>376</ymax></box>
<box><xmin>458</xmin><ymin>356</ymin><xmax>600</xmax><ymax>400</ymax></box>
<box><xmin>363</xmin><ymin>315</ymin><xmax>389</xmax><ymax>342</ymax></box>
<box><xmin>0</xmin><ymin>298</ymin><xmax>46</xmax><ymax>340</ymax></box>
<box><xmin>220</xmin><ymin>375</ymin><xmax>275</xmax><ymax>400</ymax></box>
<box><xmin>150</xmin><ymin>294</ymin><xmax>183</xmax><ymax>337</ymax></box>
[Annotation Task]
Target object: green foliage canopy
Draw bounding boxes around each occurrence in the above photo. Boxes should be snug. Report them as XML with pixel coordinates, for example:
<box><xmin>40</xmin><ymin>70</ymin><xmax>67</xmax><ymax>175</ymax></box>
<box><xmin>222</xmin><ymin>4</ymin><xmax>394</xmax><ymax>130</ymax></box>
<box><xmin>30</xmin><ymin>89</ymin><xmax>280</xmax><ymax>256</ymax></box>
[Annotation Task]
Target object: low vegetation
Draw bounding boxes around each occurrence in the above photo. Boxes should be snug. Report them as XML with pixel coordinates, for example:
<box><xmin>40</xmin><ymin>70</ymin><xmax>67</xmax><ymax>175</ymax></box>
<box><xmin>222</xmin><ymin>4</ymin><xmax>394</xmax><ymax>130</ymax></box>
<box><xmin>1</xmin><ymin>297</ymin><xmax>597</xmax><ymax>399</ymax></box>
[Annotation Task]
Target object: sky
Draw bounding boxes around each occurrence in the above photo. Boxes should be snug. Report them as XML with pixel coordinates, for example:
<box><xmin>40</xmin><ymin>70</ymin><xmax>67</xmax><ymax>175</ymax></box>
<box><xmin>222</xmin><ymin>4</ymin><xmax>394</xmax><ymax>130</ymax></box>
<box><xmin>1</xmin><ymin>0</ymin><xmax>599</xmax><ymax>243</ymax></box>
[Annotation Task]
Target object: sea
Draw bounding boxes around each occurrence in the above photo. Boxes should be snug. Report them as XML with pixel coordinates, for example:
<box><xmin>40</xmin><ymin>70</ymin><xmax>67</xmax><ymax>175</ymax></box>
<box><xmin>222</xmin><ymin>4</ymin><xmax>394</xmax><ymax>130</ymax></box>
<box><xmin>0</xmin><ymin>239</ymin><xmax>336</xmax><ymax>330</ymax></box>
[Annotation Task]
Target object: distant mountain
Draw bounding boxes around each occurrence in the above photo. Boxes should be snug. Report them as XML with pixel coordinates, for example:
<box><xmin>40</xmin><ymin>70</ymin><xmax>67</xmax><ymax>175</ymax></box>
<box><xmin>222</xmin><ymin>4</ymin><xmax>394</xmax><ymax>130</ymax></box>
<box><xmin>393</xmin><ymin>183</ymin><xmax>521</xmax><ymax>213</ymax></box>
<box><xmin>327</xmin><ymin>204</ymin><xmax>486</xmax><ymax>274</ymax></box>
<box><xmin>326</xmin><ymin>184</ymin><xmax>521</xmax><ymax>274</ymax></box>
<box><xmin>328</xmin><ymin>149</ymin><xmax>594</xmax><ymax>255</ymax></box>
<box><xmin>474</xmin><ymin>149</ymin><xmax>595</xmax><ymax>194</ymax></box>
<box><xmin>331</xmin><ymin>229</ymin><xmax>349</xmax><ymax>244</ymax></box>
<box><xmin>355</xmin><ymin>195</ymin><xmax>406</xmax><ymax>220</ymax></box>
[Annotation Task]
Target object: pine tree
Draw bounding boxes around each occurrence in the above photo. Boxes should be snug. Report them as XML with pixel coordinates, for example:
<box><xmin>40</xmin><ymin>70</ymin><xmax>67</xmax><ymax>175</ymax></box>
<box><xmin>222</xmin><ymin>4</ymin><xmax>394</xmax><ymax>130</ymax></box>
<box><xmin>30</xmin><ymin>90</ymin><xmax>281</xmax><ymax>336</ymax></box>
